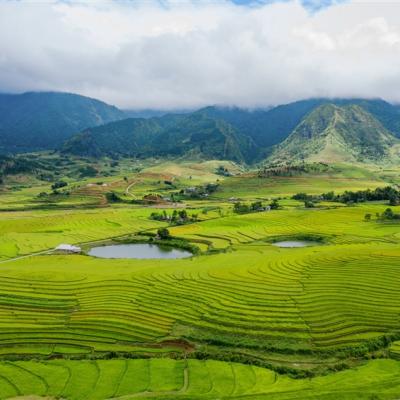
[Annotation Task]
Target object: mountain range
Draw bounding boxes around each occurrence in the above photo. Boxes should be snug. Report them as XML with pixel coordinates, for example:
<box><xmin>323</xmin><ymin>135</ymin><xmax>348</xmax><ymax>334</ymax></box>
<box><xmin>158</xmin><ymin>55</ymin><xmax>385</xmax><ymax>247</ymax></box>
<box><xmin>0</xmin><ymin>92</ymin><xmax>125</xmax><ymax>153</ymax></box>
<box><xmin>62</xmin><ymin>113</ymin><xmax>259</xmax><ymax>163</ymax></box>
<box><xmin>2</xmin><ymin>91</ymin><xmax>400</xmax><ymax>165</ymax></box>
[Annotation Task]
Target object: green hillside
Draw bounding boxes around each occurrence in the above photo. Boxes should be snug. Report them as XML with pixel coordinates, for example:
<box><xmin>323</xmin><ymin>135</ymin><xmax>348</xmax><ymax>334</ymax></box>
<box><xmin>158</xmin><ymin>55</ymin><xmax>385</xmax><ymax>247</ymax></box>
<box><xmin>199</xmin><ymin>99</ymin><xmax>325</xmax><ymax>148</ymax></box>
<box><xmin>3</xmin><ymin>92</ymin><xmax>400</xmax><ymax>165</ymax></box>
<box><xmin>0</xmin><ymin>92</ymin><xmax>125</xmax><ymax>152</ymax></box>
<box><xmin>267</xmin><ymin>103</ymin><xmax>400</xmax><ymax>164</ymax></box>
<box><xmin>200</xmin><ymin>98</ymin><xmax>400</xmax><ymax>148</ymax></box>
<box><xmin>63</xmin><ymin>113</ymin><xmax>259</xmax><ymax>163</ymax></box>
<box><xmin>61</xmin><ymin>98</ymin><xmax>400</xmax><ymax>166</ymax></box>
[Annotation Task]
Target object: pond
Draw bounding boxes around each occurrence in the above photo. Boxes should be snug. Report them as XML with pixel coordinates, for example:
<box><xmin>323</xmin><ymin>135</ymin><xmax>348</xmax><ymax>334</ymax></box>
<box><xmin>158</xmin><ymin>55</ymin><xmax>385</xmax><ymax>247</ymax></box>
<box><xmin>88</xmin><ymin>243</ymin><xmax>192</xmax><ymax>259</ymax></box>
<box><xmin>272</xmin><ymin>241</ymin><xmax>320</xmax><ymax>248</ymax></box>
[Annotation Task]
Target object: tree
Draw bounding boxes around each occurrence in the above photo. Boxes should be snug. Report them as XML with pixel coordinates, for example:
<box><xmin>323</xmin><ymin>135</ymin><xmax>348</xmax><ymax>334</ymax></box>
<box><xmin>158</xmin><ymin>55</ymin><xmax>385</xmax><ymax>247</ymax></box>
<box><xmin>304</xmin><ymin>200</ymin><xmax>315</xmax><ymax>208</ymax></box>
<box><xmin>389</xmin><ymin>193</ymin><xmax>400</xmax><ymax>206</ymax></box>
<box><xmin>171</xmin><ymin>210</ymin><xmax>178</xmax><ymax>223</ymax></box>
<box><xmin>321</xmin><ymin>191</ymin><xmax>336</xmax><ymax>201</ymax></box>
<box><xmin>233</xmin><ymin>202</ymin><xmax>250</xmax><ymax>214</ymax></box>
<box><xmin>51</xmin><ymin>181</ymin><xmax>68</xmax><ymax>190</ymax></box>
<box><xmin>293</xmin><ymin>193</ymin><xmax>310</xmax><ymax>201</ymax></box>
<box><xmin>106</xmin><ymin>192</ymin><xmax>122</xmax><ymax>203</ymax></box>
<box><xmin>382</xmin><ymin>208</ymin><xmax>394</xmax><ymax>220</ymax></box>
<box><xmin>78</xmin><ymin>165</ymin><xmax>97</xmax><ymax>177</ymax></box>
<box><xmin>157</xmin><ymin>227</ymin><xmax>170</xmax><ymax>239</ymax></box>
<box><xmin>269</xmin><ymin>199</ymin><xmax>280</xmax><ymax>210</ymax></box>
<box><xmin>251</xmin><ymin>201</ymin><xmax>263</xmax><ymax>211</ymax></box>
<box><xmin>178</xmin><ymin>210</ymin><xmax>188</xmax><ymax>220</ymax></box>
<box><xmin>364</xmin><ymin>213</ymin><xmax>372</xmax><ymax>221</ymax></box>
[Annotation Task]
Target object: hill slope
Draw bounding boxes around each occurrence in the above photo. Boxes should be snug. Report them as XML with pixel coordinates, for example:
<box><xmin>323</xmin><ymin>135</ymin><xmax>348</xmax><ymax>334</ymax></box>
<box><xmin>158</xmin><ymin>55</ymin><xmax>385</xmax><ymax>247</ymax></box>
<box><xmin>2</xmin><ymin>91</ymin><xmax>400</xmax><ymax>163</ymax></box>
<box><xmin>63</xmin><ymin>113</ymin><xmax>259</xmax><ymax>163</ymax></box>
<box><xmin>199</xmin><ymin>99</ymin><xmax>325</xmax><ymax>148</ymax></box>
<box><xmin>267</xmin><ymin>104</ymin><xmax>400</xmax><ymax>164</ymax></box>
<box><xmin>0</xmin><ymin>92</ymin><xmax>125</xmax><ymax>152</ymax></box>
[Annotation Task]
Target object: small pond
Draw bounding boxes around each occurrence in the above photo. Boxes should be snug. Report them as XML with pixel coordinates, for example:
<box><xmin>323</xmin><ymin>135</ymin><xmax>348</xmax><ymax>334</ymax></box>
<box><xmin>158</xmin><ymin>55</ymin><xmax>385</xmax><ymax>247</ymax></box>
<box><xmin>88</xmin><ymin>244</ymin><xmax>192</xmax><ymax>259</ymax></box>
<box><xmin>272</xmin><ymin>241</ymin><xmax>320</xmax><ymax>248</ymax></box>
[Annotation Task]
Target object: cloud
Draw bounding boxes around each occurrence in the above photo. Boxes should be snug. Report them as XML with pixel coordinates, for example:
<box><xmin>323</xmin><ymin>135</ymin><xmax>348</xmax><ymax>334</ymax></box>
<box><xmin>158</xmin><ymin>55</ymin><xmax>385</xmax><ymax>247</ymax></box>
<box><xmin>0</xmin><ymin>0</ymin><xmax>400</xmax><ymax>109</ymax></box>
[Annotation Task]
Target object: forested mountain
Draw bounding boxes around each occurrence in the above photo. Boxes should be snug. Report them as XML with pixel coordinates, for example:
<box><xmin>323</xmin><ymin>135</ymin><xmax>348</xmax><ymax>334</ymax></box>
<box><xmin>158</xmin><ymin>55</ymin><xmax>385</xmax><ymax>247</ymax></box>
<box><xmin>63</xmin><ymin>113</ymin><xmax>259</xmax><ymax>163</ymax></box>
<box><xmin>200</xmin><ymin>98</ymin><xmax>400</xmax><ymax>147</ymax></box>
<box><xmin>62</xmin><ymin>98</ymin><xmax>400</xmax><ymax>165</ymax></box>
<box><xmin>2</xmin><ymin>91</ymin><xmax>400</xmax><ymax>165</ymax></box>
<box><xmin>267</xmin><ymin>104</ymin><xmax>400</xmax><ymax>164</ymax></box>
<box><xmin>199</xmin><ymin>100</ymin><xmax>322</xmax><ymax>147</ymax></box>
<box><xmin>0</xmin><ymin>92</ymin><xmax>125</xmax><ymax>152</ymax></box>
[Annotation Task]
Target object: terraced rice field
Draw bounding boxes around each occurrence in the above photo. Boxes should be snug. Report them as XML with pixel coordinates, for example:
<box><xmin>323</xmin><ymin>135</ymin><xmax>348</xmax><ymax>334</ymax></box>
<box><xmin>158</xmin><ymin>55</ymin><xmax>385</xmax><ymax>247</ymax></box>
<box><xmin>170</xmin><ymin>203</ymin><xmax>400</xmax><ymax>249</ymax></box>
<box><xmin>0</xmin><ymin>358</ymin><xmax>398</xmax><ymax>399</ymax></box>
<box><xmin>0</xmin><ymin>208</ymin><xmax>166</xmax><ymax>261</ymax></box>
<box><xmin>215</xmin><ymin>173</ymin><xmax>386</xmax><ymax>199</ymax></box>
<box><xmin>1</xmin><ymin>243</ymin><xmax>398</xmax><ymax>361</ymax></box>
<box><xmin>1</xmin><ymin>172</ymin><xmax>400</xmax><ymax>398</ymax></box>
<box><xmin>0</xmin><ymin>204</ymin><xmax>399</xmax><ymax>363</ymax></box>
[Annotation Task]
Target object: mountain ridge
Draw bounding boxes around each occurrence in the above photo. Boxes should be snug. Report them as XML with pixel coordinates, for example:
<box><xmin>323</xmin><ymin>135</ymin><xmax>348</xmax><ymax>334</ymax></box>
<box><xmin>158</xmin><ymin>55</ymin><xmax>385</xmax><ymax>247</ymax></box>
<box><xmin>62</xmin><ymin>99</ymin><xmax>400</xmax><ymax>165</ymax></box>
<box><xmin>0</xmin><ymin>91</ymin><xmax>126</xmax><ymax>152</ymax></box>
<box><xmin>62</xmin><ymin>113</ymin><xmax>259</xmax><ymax>164</ymax></box>
<box><xmin>267</xmin><ymin>103</ymin><xmax>400</xmax><ymax>164</ymax></box>
<box><xmin>2</xmin><ymin>91</ymin><xmax>400</xmax><ymax>166</ymax></box>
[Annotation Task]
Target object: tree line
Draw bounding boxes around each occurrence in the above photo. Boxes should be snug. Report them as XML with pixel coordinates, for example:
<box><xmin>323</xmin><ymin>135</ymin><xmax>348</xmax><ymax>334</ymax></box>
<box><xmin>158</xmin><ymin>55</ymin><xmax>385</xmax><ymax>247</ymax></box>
<box><xmin>293</xmin><ymin>186</ymin><xmax>400</xmax><ymax>206</ymax></box>
<box><xmin>233</xmin><ymin>199</ymin><xmax>279</xmax><ymax>214</ymax></box>
<box><xmin>150</xmin><ymin>209</ymin><xmax>198</xmax><ymax>225</ymax></box>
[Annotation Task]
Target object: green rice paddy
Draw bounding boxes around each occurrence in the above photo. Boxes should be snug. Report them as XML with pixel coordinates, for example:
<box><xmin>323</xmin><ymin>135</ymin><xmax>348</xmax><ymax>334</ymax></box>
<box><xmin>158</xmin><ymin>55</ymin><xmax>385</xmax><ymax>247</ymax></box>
<box><xmin>0</xmin><ymin>358</ymin><xmax>399</xmax><ymax>399</ymax></box>
<box><xmin>1</xmin><ymin>159</ymin><xmax>400</xmax><ymax>399</ymax></box>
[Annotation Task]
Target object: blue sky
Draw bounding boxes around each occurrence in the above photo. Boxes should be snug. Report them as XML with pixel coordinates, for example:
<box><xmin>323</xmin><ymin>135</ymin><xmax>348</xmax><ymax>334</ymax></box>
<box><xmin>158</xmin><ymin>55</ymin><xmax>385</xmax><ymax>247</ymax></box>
<box><xmin>231</xmin><ymin>0</ymin><xmax>347</xmax><ymax>12</ymax></box>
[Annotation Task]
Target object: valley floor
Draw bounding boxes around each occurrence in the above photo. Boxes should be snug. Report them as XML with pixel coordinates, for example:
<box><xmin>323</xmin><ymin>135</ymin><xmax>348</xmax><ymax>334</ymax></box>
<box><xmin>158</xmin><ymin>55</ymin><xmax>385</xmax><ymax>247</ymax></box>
<box><xmin>1</xmin><ymin>159</ymin><xmax>400</xmax><ymax>399</ymax></box>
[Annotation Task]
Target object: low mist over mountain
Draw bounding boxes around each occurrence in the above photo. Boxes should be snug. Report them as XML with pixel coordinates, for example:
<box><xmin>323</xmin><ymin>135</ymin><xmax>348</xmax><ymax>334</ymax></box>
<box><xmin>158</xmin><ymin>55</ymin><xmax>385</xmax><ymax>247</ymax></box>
<box><xmin>0</xmin><ymin>92</ymin><xmax>125</xmax><ymax>152</ymax></box>
<box><xmin>62</xmin><ymin>96</ymin><xmax>400</xmax><ymax>165</ymax></box>
<box><xmin>2</xmin><ymin>91</ymin><xmax>400</xmax><ymax>165</ymax></box>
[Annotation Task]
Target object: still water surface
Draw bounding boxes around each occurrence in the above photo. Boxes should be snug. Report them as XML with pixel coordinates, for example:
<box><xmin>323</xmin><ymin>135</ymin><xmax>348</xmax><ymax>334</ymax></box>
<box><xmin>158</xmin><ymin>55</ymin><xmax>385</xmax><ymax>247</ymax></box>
<box><xmin>88</xmin><ymin>243</ymin><xmax>192</xmax><ymax>259</ymax></box>
<box><xmin>272</xmin><ymin>241</ymin><xmax>320</xmax><ymax>248</ymax></box>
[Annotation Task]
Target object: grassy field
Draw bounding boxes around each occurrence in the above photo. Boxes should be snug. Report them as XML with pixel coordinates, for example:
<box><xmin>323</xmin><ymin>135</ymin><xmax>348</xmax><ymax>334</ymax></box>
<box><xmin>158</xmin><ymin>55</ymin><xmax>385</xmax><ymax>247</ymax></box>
<box><xmin>1</xmin><ymin>159</ymin><xmax>400</xmax><ymax>398</ymax></box>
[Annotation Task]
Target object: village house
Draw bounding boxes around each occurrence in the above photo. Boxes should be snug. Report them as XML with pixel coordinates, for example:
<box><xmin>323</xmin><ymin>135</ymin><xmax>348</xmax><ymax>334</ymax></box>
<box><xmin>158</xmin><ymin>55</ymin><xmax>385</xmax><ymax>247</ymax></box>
<box><xmin>55</xmin><ymin>244</ymin><xmax>82</xmax><ymax>254</ymax></box>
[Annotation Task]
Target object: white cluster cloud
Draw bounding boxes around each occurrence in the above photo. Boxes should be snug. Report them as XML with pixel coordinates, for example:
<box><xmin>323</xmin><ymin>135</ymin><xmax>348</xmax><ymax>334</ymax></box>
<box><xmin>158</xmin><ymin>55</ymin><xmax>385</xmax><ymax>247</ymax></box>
<box><xmin>1</xmin><ymin>0</ymin><xmax>400</xmax><ymax>109</ymax></box>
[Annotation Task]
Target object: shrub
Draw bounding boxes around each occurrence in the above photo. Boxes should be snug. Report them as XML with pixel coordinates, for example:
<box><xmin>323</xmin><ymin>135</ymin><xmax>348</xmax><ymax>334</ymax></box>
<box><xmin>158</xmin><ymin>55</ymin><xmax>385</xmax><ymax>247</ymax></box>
<box><xmin>270</xmin><ymin>199</ymin><xmax>280</xmax><ymax>210</ymax></box>
<box><xmin>106</xmin><ymin>192</ymin><xmax>122</xmax><ymax>203</ymax></box>
<box><xmin>78</xmin><ymin>165</ymin><xmax>97</xmax><ymax>177</ymax></box>
<box><xmin>157</xmin><ymin>227</ymin><xmax>170</xmax><ymax>239</ymax></box>
<box><xmin>304</xmin><ymin>200</ymin><xmax>315</xmax><ymax>208</ymax></box>
<box><xmin>51</xmin><ymin>181</ymin><xmax>68</xmax><ymax>190</ymax></box>
<box><xmin>233</xmin><ymin>202</ymin><xmax>250</xmax><ymax>214</ymax></box>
